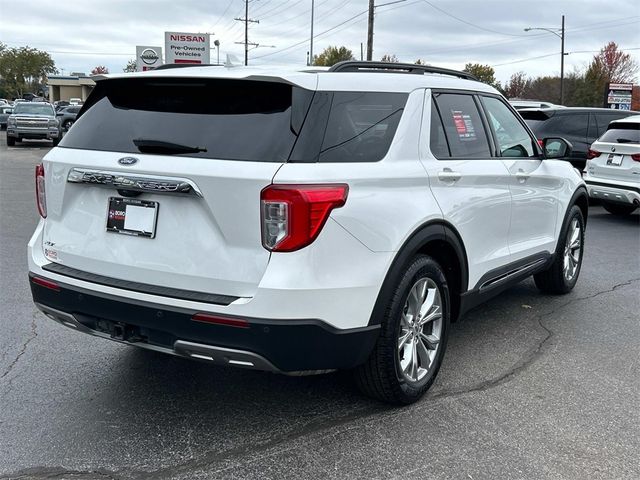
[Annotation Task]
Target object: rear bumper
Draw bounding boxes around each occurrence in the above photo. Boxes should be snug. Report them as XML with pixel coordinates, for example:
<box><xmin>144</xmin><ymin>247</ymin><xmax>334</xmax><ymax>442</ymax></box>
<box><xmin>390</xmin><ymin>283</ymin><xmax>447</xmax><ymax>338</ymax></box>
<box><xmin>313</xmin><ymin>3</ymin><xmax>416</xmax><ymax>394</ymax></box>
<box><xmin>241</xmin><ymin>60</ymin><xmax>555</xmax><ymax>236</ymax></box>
<box><xmin>29</xmin><ymin>273</ymin><xmax>380</xmax><ymax>373</ymax></box>
<box><xmin>585</xmin><ymin>180</ymin><xmax>640</xmax><ymax>206</ymax></box>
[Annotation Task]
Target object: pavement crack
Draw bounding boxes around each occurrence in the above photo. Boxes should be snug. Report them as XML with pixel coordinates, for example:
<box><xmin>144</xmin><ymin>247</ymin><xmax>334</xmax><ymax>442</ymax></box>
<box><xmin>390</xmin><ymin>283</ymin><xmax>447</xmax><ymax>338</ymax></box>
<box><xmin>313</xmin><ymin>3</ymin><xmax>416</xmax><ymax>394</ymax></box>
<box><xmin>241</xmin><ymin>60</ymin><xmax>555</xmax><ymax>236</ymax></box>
<box><xmin>0</xmin><ymin>466</ymin><xmax>121</xmax><ymax>480</ymax></box>
<box><xmin>1</xmin><ymin>312</ymin><xmax>38</xmax><ymax>381</ymax></box>
<box><xmin>430</xmin><ymin>277</ymin><xmax>640</xmax><ymax>400</ymax></box>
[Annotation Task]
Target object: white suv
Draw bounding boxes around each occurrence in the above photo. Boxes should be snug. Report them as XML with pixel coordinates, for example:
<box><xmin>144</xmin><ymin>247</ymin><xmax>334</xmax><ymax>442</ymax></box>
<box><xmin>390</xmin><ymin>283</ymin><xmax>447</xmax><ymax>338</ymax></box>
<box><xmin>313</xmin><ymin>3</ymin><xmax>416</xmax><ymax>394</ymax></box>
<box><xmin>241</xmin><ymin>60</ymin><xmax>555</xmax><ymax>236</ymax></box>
<box><xmin>584</xmin><ymin>115</ymin><xmax>640</xmax><ymax>215</ymax></box>
<box><xmin>28</xmin><ymin>62</ymin><xmax>588</xmax><ymax>404</ymax></box>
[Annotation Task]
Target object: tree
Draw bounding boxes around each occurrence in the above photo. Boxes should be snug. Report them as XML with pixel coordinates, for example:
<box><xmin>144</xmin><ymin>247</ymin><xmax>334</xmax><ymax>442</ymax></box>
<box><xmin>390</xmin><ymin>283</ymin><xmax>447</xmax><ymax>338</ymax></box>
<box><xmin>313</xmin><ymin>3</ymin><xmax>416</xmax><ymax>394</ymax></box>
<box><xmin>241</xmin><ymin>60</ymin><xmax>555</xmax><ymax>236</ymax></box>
<box><xmin>312</xmin><ymin>46</ymin><xmax>354</xmax><ymax>66</ymax></box>
<box><xmin>0</xmin><ymin>43</ymin><xmax>57</xmax><ymax>98</ymax></box>
<box><xmin>91</xmin><ymin>65</ymin><xmax>109</xmax><ymax>75</ymax></box>
<box><xmin>414</xmin><ymin>59</ymin><xmax>426</xmax><ymax>65</ymax></box>
<box><xmin>462</xmin><ymin>63</ymin><xmax>501</xmax><ymax>90</ymax></box>
<box><xmin>123</xmin><ymin>59</ymin><xmax>137</xmax><ymax>73</ymax></box>
<box><xmin>594</xmin><ymin>41</ymin><xmax>638</xmax><ymax>83</ymax></box>
<box><xmin>573</xmin><ymin>42</ymin><xmax>639</xmax><ymax>107</ymax></box>
<box><xmin>503</xmin><ymin>71</ymin><xmax>530</xmax><ymax>99</ymax></box>
<box><xmin>380</xmin><ymin>54</ymin><xmax>399</xmax><ymax>63</ymax></box>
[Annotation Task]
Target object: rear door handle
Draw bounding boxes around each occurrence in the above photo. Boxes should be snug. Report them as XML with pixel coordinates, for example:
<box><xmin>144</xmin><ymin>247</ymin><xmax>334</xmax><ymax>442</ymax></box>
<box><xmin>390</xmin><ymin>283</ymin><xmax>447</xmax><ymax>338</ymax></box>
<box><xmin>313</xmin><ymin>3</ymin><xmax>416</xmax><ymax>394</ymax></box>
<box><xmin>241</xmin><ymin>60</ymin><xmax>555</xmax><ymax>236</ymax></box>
<box><xmin>438</xmin><ymin>168</ymin><xmax>461</xmax><ymax>183</ymax></box>
<box><xmin>516</xmin><ymin>169</ymin><xmax>530</xmax><ymax>183</ymax></box>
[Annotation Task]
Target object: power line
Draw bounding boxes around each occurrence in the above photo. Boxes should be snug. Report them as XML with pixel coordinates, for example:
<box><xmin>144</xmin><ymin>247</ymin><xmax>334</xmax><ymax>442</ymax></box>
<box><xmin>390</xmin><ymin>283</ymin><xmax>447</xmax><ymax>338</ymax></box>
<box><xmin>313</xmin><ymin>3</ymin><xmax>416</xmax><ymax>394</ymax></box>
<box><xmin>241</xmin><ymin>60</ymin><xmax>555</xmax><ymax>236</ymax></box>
<box><xmin>420</xmin><ymin>0</ymin><xmax>532</xmax><ymax>37</ymax></box>
<box><xmin>211</xmin><ymin>0</ymin><xmax>237</xmax><ymax>29</ymax></box>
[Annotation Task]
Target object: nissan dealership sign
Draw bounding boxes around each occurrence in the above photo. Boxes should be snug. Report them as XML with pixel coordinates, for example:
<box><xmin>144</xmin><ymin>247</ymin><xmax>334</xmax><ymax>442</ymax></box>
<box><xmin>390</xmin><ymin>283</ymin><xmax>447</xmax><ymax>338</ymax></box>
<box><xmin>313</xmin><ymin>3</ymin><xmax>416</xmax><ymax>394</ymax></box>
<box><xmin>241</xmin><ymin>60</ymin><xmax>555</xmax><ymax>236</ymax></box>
<box><xmin>135</xmin><ymin>46</ymin><xmax>163</xmax><ymax>71</ymax></box>
<box><xmin>164</xmin><ymin>32</ymin><xmax>210</xmax><ymax>65</ymax></box>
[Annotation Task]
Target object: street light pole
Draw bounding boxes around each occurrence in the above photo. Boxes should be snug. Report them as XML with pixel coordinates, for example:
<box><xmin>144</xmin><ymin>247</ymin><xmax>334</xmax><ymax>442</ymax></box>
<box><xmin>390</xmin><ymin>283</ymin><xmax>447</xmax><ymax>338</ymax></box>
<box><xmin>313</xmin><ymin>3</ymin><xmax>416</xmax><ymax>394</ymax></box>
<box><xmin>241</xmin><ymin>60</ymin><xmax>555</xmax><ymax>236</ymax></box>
<box><xmin>524</xmin><ymin>16</ymin><xmax>567</xmax><ymax>105</ymax></box>
<box><xmin>560</xmin><ymin>15</ymin><xmax>565</xmax><ymax>105</ymax></box>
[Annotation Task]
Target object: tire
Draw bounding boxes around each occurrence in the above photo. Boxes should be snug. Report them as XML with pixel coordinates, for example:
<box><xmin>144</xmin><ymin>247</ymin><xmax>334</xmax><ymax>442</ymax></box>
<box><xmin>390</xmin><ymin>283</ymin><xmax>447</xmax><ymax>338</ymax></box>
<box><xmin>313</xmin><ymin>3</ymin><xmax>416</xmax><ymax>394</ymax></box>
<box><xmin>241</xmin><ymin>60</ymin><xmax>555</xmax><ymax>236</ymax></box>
<box><xmin>602</xmin><ymin>202</ymin><xmax>637</xmax><ymax>216</ymax></box>
<box><xmin>63</xmin><ymin>120</ymin><xmax>73</xmax><ymax>131</ymax></box>
<box><xmin>6</xmin><ymin>135</ymin><xmax>15</xmax><ymax>146</ymax></box>
<box><xmin>354</xmin><ymin>255</ymin><xmax>450</xmax><ymax>405</ymax></box>
<box><xmin>52</xmin><ymin>137</ymin><xmax>60</xmax><ymax>147</ymax></box>
<box><xmin>534</xmin><ymin>205</ymin><xmax>585</xmax><ymax>294</ymax></box>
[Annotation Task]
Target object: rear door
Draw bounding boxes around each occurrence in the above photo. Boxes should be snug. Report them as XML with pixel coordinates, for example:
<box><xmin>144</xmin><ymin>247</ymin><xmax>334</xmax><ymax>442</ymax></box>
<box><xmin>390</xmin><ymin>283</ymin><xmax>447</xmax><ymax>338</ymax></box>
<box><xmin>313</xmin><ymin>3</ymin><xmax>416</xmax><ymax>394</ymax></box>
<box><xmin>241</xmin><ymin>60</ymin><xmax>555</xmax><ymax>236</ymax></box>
<box><xmin>42</xmin><ymin>77</ymin><xmax>313</xmax><ymax>298</ymax></box>
<box><xmin>421</xmin><ymin>91</ymin><xmax>512</xmax><ymax>289</ymax></box>
<box><xmin>479</xmin><ymin>95</ymin><xmax>561</xmax><ymax>259</ymax></box>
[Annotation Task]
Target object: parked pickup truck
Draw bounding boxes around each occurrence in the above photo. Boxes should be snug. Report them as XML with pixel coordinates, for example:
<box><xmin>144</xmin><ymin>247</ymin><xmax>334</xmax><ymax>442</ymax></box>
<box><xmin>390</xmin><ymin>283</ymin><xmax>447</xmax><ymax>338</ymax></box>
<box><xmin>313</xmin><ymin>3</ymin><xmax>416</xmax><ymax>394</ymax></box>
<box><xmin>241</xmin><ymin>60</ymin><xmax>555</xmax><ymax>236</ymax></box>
<box><xmin>6</xmin><ymin>102</ymin><xmax>60</xmax><ymax>146</ymax></box>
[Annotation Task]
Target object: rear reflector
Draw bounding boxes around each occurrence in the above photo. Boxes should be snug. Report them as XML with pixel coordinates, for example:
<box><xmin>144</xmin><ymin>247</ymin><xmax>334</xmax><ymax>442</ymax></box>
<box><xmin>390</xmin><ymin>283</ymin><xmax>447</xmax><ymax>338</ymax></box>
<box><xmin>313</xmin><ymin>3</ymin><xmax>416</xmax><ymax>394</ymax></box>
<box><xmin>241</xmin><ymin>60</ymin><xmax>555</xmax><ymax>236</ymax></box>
<box><xmin>261</xmin><ymin>184</ymin><xmax>349</xmax><ymax>252</ymax></box>
<box><xmin>192</xmin><ymin>313</ymin><xmax>250</xmax><ymax>328</ymax></box>
<box><xmin>586</xmin><ymin>149</ymin><xmax>601</xmax><ymax>160</ymax></box>
<box><xmin>31</xmin><ymin>276</ymin><xmax>60</xmax><ymax>292</ymax></box>
<box><xmin>35</xmin><ymin>164</ymin><xmax>47</xmax><ymax>218</ymax></box>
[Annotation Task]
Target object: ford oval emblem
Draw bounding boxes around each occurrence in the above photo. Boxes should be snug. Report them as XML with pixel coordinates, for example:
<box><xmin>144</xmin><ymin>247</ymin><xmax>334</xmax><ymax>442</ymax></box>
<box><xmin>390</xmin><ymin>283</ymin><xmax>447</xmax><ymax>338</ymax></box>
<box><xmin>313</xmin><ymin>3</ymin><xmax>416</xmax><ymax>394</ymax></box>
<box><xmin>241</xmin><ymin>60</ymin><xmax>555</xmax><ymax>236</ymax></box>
<box><xmin>118</xmin><ymin>157</ymin><xmax>138</xmax><ymax>166</ymax></box>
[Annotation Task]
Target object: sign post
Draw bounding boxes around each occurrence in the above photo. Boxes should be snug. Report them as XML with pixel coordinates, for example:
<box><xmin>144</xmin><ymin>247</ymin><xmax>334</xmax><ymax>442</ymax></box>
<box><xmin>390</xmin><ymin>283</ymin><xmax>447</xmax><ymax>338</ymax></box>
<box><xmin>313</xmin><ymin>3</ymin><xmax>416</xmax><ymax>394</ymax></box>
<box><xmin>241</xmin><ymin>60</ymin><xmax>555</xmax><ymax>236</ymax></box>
<box><xmin>135</xmin><ymin>46</ymin><xmax>163</xmax><ymax>71</ymax></box>
<box><xmin>164</xmin><ymin>32</ymin><xmax>211</xmax><ymax>65</ymax></box>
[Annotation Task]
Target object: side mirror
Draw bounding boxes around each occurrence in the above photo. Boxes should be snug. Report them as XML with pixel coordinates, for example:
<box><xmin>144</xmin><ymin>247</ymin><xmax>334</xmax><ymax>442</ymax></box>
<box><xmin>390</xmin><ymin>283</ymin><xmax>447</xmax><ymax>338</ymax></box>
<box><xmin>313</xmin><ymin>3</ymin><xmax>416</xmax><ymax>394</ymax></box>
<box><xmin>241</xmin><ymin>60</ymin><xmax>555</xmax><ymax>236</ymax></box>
<box><xmin>542</xmin><ymin>137</ymin><xmax>573</xmax><ymax>159</ymax></box>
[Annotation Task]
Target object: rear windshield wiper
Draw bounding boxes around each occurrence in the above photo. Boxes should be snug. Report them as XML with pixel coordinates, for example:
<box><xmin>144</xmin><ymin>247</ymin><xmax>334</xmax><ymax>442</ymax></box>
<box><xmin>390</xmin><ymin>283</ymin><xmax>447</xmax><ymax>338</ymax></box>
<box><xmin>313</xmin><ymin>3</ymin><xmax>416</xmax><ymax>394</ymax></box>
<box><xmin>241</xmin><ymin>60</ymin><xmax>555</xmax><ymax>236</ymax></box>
<box><xmin>616</xmin><ymin>138</ymin><xmax>634</xmax><ymax>144</ymax></box>
<box><xmin>133</xmin><ymin>138</ymin><xmax>207</xmax><ymax>154</ymax></box>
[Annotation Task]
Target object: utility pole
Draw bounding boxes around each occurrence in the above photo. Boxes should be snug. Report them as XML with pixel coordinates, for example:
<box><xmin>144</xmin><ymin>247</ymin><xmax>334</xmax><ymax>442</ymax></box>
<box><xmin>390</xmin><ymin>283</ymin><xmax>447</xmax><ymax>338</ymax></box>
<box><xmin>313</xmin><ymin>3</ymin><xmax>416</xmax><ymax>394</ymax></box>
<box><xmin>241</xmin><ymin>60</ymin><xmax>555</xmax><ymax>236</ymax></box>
<box><xmin>560</xmin><ymin>15</ymin><xmax>565</xmax><ymax>105</ymax></box>
<box><xmin>366</xmin><ymin>1</ymin><xmax>405</xmax><ymax>61</ymax></box>
<box><xmin>367</xmin><ymin>0</ymin><xmax>374</xmax><ymax>60</ymax></box>
<box><xmin>309</xmin><ymin>0</ymin><xmax>315</xmax><ymax>66</ymax></box>
<box><xmin>235</xmin><ymin>0</ymin><xmax>259</xmax><ymax>65</ymax></box>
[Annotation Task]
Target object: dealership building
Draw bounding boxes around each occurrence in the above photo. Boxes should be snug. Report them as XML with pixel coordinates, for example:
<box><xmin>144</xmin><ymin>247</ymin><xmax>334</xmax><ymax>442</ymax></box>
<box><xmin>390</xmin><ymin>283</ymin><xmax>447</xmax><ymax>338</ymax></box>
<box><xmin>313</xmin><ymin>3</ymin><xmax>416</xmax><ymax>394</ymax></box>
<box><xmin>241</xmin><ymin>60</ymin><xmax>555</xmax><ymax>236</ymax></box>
<box><xmin>47</xmin><ymin>74</ymin><xmax>95</xmax><ymax>103</ymax></box>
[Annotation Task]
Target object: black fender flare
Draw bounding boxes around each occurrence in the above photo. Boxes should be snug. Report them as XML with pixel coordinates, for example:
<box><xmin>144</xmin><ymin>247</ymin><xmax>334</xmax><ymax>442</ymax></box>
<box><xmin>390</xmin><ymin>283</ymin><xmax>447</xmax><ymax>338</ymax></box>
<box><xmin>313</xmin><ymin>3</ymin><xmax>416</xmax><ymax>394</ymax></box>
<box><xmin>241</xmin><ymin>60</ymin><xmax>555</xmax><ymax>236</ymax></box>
<box><xmin>555</xmin><ymin>186</ymin><xmax>588</xmax><ymax>252</ymax></box>
<box><xmin>367</xmin><ymin>220</ymin><xmax>469</xmax><ymax>326</ymax></box>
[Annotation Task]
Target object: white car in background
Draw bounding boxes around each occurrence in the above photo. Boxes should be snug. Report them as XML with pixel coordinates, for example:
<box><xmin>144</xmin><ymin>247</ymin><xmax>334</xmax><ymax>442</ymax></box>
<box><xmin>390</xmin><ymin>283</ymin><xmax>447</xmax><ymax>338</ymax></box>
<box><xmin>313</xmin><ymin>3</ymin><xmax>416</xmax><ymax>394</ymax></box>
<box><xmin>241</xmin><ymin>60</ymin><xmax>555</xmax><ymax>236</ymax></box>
<box><xmin>585</xmin><ymin>115</ymin><xmax>640</xmax><ymax>215</ymax></box>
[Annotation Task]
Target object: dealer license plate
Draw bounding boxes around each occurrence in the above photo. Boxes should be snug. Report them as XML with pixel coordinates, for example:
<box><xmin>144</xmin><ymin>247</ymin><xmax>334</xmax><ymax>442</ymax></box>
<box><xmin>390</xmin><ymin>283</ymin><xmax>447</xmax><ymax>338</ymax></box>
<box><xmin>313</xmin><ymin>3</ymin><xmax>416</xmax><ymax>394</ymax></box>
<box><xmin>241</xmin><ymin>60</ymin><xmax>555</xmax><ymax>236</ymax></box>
<box><xmin>106</xmin><ymin>197</ymin><xmax>159</xmax><ymax>238</ymax></box>
<box><xmin>607</xmin><ymin>154</ymin><xmax>623</xmax><ymax>166</ymax></box>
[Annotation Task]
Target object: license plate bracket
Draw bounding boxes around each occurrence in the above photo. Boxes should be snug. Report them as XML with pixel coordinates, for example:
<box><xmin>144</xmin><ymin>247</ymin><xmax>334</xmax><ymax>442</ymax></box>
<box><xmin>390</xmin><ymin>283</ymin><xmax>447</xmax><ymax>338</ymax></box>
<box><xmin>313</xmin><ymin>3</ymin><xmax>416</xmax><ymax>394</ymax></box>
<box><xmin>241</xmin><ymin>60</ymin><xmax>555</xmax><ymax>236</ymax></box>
<box><xmin>106</xmin><ymin>197</ymin><xmax>159</xmax><ymax>238</ymax></box>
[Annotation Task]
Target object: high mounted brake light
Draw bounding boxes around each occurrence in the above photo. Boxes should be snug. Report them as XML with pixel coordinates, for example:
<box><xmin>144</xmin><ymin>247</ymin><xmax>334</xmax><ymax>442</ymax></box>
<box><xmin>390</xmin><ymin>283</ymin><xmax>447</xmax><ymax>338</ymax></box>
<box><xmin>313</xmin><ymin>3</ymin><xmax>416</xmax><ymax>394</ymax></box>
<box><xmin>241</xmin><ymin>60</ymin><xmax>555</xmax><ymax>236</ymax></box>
<box><xmin>35</xmin><ymin>164</ymin><xmax>47</xmax><ymax>218</ymax></box>
<box><xmin>261</xmin><ymin>184</ymin><xmax>349</xmax><ymax>252</ymax></box>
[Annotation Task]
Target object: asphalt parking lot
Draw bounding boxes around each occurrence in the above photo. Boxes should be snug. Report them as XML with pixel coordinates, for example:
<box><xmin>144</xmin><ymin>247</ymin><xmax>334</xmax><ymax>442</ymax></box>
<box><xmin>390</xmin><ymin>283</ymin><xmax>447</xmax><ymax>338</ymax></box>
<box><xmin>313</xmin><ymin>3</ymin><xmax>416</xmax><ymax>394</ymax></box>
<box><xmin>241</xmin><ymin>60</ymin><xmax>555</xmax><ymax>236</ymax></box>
<box><xmin>1</xmin><ymin>136</ymin><xmax>639</xmax><ymax>480</ymax></box>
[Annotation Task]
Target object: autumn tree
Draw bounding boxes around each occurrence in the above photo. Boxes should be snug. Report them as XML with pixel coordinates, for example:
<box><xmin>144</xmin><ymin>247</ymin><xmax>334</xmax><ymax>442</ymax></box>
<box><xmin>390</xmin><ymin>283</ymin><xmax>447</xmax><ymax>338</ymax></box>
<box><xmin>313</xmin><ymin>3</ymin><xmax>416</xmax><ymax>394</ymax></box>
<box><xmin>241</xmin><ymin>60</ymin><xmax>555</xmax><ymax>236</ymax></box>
<box><xmin>380</xmin><ymin>54</ymin><xmax>399</xmax><ymax>63</ymax></box>
<box><xmin>0</xmin><ymin>43</ymin><xmax>57</xmax><ymax>98</ymax></box>
<box><xmin>312</xmin><ymin>46</ymin><xmax>354</xmax><ymax>66</ymax></box>
<box><xmin>123</xmin><ymin>59</ymin><xmax>137</xmax><ymax>73</ymax></box>
<box><xmin>572</xmin><ymin>42</ymin><xmax>638</xmax><ymax>107</ymax></box>
<box><xmin>503</xmin><ymin>72</ymin><xmax>530</xmax><ymax>99</ymax></box>
<box><xmin>594</xmin><ymin>41</ymin><xmax>638</xmax><ymax>83</ymax></box>
<box><xmin>91</xmin><ymin>65</ymin><xmax>109</xmax><ymax>75</ymax></box>
<box><xmin>462</xmin><ymin>63</ymin><xmax>501</xmax><ymax>90</ymax></box>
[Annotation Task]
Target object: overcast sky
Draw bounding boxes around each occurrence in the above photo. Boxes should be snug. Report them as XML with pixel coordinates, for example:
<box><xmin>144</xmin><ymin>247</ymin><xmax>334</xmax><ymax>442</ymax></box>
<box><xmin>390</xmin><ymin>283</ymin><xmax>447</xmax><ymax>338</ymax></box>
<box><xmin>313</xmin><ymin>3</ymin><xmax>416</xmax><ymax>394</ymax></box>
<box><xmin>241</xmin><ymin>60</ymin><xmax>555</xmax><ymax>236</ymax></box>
<box><xmin>1</xmin><ymin>0</ymin><xmax>638</xmax><ymax>83</ymax></box>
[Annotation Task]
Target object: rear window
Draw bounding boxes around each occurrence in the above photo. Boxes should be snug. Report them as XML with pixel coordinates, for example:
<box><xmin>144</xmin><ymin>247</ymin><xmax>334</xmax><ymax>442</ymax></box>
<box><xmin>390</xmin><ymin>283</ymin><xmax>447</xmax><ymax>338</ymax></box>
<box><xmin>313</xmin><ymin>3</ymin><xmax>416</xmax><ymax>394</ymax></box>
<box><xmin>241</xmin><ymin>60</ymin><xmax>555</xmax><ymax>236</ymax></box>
<box><xmin>598</xmin><ymin>123</ymin><xmax>640</xmax><ymax>144</ymax></box>
<box><xmin>61</xmin><ymin>78</ymin><xmax>312</xmax><ymax>162</ymax></box>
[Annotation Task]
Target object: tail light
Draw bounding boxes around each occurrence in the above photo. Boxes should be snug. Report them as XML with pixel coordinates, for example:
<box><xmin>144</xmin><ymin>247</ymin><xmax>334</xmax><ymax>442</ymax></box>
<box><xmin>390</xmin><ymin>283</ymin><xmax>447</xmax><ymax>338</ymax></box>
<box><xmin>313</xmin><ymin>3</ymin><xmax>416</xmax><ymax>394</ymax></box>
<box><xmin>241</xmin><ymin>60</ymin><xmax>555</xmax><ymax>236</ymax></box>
<box><xmin>631</xmin><ymin>153</ymin><xmax>640</xmax><ymax>162</ymax></box>
<box><xmin>587</xmin><ymin>149</ymin><xmax>601</xmax><ymax>160</ymax></box>
<box><xmin>261</xmin><ymin>184</ymin><xmax>349</xmax><ymax>252</ymax></box>
<box><xmin>537</xmin><ymin>139</ymin><xmax>544</xmax><ymax>149</ymax></box>
<box><xmin>35</xmin><ymin>163</ymin><xmax>47</xmax><ymax>218</ymax></box>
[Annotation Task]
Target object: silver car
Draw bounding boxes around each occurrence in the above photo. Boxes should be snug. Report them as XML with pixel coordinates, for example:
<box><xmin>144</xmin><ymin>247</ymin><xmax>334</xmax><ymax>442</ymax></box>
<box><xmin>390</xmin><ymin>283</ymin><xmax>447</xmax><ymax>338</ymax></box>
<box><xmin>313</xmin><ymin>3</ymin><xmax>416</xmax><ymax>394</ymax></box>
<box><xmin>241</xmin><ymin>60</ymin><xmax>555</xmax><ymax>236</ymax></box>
<box><xmin>0</xmin><ymin>106</ymin><xmax>13</xmax><ymax>129</ymax></box>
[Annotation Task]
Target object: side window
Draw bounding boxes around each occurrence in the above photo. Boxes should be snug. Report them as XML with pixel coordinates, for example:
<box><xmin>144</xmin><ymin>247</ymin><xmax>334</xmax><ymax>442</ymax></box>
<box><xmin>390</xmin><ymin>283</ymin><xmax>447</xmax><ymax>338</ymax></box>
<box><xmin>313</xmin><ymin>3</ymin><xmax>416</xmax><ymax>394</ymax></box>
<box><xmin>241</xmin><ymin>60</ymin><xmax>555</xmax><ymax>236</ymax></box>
<box><xmin>432</xmin><ymin>93</ymin><xmax>491</xmax><ymax>158</ymax></box>
<box><xmin>481</xmin><ymin>96</ymin><xmax>536</xmax><ymax>157</ymax></box>
<box><xmin>596</xmin><ymin>114</ymin><xmax>628</xmax><ymax>137</ymax></box>
<box><xmin>429</xmin><ymin>98</ymin><xmax>450</xmax><ymax>158</ymax></box>
<box><xmin>551</xmin><ymin>114</ymin><xmax>588</xmax><ymax>139</ymax></box>
<box><xmin>318</xmin><ymin>92</ymin><xmax>407</xmax><ymax>163</ymax></box>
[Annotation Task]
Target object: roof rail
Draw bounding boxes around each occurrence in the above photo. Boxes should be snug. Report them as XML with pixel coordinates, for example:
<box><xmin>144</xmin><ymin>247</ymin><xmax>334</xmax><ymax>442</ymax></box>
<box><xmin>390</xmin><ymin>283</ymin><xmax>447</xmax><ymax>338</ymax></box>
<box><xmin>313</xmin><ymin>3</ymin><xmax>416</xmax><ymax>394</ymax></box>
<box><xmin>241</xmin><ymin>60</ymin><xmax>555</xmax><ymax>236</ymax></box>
<box><xmin>328</xmin><ymin>61</ymin><xmax>478</xmax><ymax>81</ymax></box>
